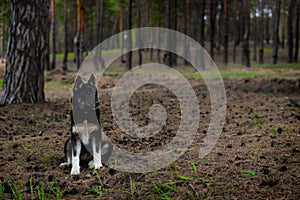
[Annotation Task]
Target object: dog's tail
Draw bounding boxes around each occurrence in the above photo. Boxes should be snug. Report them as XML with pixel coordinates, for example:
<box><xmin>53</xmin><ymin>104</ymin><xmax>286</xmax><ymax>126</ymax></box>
<box><xmin>101</xmin><ymin>140</ymin><xmax>113</xmax><ymax>164</ymax></box>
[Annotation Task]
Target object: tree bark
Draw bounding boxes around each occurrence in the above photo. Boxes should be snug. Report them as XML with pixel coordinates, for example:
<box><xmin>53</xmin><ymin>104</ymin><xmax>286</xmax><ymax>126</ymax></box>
<box><xmin>253</xmin><ymin>0</ymin><xmax>257</xmax><ymax>62</ymax></box>
<box><xmin>295</xmin><ymin>0</ymin><xmax>300</xmax><ymax>62</ymax></box>
<box><xmin>242</xmin><ymin>0</ymin><xmax>251</xmax><ymax>67</ymax></box>
<box><xmin>223</xmin><ymin>0</ymin><xmax>229</xmax><ymax>65</ymax></box>
<box><xmin>0</xmin><ymin>0</ymin><xmax>49</xmax><ymax>105</ymax></box>
<box><xmin>165</xmin><ymin>0</ymin><xmax>173</xmax><ymax>67</ymax></box>
<box><xmin>183</xmin><ymin>0</ymin><xmax>190</xmax><ymax>66</ymax></box>
<box><xmin>281</xmin><ymin>0</ymin><xmax>286</xmax><ymax>48</ymax></box>
<box><xmin>259</xmin><ymin>0</ymin><xmax>264</xmax><ymax>64</ymax></box>
<box><xmin>74</xmin><ymin>0</ymin><xmax>84</xmax><ymax>69</ymax></box>
<box><xmin>137</xmin><ymin>0</ymin><xmax>142</xmax><ymax>66</ymax></box>
<box><xmin>209</xmin><ymin>0</ymin><xmax>216</xmax><ymax>60</ymax></box>
<box><xmin>272</xmin><ymin>0</ymin><xmax>281</xmax><ymax>64</ymax></box>
<box><xmin>233</xmin><ymin>0</ymin><xmax>238</xmax><ymax>64</ymax></box>
<box><xmin>119</xmin><ymin>0</ymin><xmax>125</xmax><ymax>63</ymax></box>
<box><xmin>50</xmin><ymin>0</ymin><xmax>56</xmax><ymax>70</ymax></box>
<box><xmin>287</xmin><ymin>0</ymin><xmax>294</xmax><ymax>63</ymax></box>
<box><xmin>61</xmin><ymin>0</ymin><xmax>68</xmax><ymax>71</ymax></box>
<box><xmin>126</xmin><ymin>0</ymin><xmax>132</xmax><ymax>71</ymax></box>
<box><xmin>199</xmin><ymin>0</ymin><xmax>206</xmax><ymax>47</ymax></box>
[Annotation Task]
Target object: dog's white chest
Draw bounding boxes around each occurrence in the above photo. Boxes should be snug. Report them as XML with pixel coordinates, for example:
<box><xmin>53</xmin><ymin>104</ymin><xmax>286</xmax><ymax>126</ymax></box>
<box><xmin>72</xmin><ymin>120</ymin><xmax>99</xmax><ymax>145</ymax></box>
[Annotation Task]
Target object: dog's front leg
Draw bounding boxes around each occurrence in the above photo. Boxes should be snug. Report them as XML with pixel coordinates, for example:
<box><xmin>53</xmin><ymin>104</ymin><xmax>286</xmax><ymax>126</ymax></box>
<box><xmin>71</xmin><ymin>136</ymin><xmax>81</xmax><ymax>175</ymax></box>
<box><xmin>89</xmin><ymin>132</ymin><xmax>103</xmax><ymax>169</ymax></box>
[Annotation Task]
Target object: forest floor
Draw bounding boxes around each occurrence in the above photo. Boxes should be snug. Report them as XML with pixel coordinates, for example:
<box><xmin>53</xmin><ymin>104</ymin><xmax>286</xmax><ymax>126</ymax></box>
<box><xmin>0</xmin><ymin>53</ymin><xmax>300</xmax><ymax>199</ymax></box>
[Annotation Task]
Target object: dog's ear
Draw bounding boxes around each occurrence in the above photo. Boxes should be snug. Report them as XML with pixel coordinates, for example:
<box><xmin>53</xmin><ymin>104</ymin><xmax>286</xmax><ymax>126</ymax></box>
<box><xmin>88</xmin><ymin>74</ymin><xmax>96</xmax><ymax>86</ymax></box>
<box><xmin>74</xmin><ymin>76</ymin><xmax>83</xmax><ymax>90</ymax></box>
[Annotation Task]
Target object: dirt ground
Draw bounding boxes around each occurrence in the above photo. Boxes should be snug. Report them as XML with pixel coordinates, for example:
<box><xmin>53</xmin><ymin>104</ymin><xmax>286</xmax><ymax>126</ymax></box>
<box><xmin>0</xmin><ymin>63</ymin><xmax>299</xmax><ymax>199</ymax></box>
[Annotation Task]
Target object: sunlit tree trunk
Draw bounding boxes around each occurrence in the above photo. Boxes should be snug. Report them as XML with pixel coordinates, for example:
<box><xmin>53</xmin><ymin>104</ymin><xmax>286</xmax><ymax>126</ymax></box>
<box><xmin>0</xmin><ymin>0</ymin><xmax>49</xmax><ymax>105</ymax></box>
<box><xmin>74</xmin><ymin>0</ymin><xmax>84</xmax><ymax>69</ymax></box>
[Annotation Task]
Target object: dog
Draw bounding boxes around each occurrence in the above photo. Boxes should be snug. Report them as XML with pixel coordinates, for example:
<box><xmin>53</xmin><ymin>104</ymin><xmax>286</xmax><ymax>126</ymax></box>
<box><xmin>60</xmin><ymin>74</ymin><xmax>112</xmax><ymax>175</ymax></box>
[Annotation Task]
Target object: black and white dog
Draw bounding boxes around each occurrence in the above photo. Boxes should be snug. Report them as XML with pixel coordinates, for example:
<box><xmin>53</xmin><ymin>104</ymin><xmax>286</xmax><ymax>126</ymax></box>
<box><xmin>60</xmin><ymin>74</ymin><xmax>112</xmax><ymax>175</ymax></box>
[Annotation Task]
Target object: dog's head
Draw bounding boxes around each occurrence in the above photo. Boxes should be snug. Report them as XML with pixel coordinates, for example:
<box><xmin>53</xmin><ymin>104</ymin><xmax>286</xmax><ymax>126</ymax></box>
<box><xmin>73</xmin><ymin>74</ymin><xmax>98</xmax><ymax>111</ymax></box>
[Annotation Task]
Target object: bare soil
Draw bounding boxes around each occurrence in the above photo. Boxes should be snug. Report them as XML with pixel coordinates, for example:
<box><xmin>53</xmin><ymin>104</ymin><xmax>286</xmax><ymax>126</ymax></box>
<box><xmin>0</xmin><ymin>65</ymin><xmax>300</xmax><ymax>199</ymax></box>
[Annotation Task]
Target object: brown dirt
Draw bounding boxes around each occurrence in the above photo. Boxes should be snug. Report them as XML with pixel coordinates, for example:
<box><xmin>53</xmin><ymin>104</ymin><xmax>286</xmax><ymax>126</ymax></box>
<box><xmin>0</xmin><ymin>67</ymin><xmax>300</xmax><ymax>199</ymax></box>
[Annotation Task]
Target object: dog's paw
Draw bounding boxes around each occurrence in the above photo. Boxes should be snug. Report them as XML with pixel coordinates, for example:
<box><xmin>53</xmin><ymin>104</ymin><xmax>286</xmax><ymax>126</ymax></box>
<box><xmin>89</xmin><ymin>160</ymin><xmax>103</xmax><ymax>169</ymax></box>
<box><xmin>59</xmin><ymin>162</ymin><xmax>70</xmax><ymax>167</ymax></box>
<box><xmin>71</xmin><ymin>167</ymin><xmax>80</xmax><ymax>175</ymax></box>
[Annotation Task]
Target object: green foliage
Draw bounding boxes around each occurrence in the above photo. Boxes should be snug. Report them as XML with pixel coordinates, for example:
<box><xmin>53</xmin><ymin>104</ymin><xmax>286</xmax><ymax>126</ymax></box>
<box><xmin>92</xmin><ymin>168</ymin><xmax>106</xmax><ymax>196</ymax></box>
<box><xmin>240</xmin><ymin>170</ymin><xmax>258</xmax><ymax>177</ymax></box>
<box><xmin>6</xmin><ymin>180</ymin><xmax>23</xmax><ymax>200</ymax></box>
<box><xmin>0</xmin><ymin>79</ymin><xmax>3</xmax><ymax>88</ymax></box>
<box><xmin>249</xmin><ymin>117</ymin><xmax>268</xmax><ymax>127</ymax></box>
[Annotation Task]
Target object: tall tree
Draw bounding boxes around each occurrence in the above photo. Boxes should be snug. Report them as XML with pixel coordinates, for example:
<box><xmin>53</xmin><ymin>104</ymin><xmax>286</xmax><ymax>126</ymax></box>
<box><xmin>165</xmin><ymin>0</ymin><xmax>173</xmax><ymax>67</ymax></box>
<box><xmin>183</xmin><ymin>0</ymin><xmax>190</xmax><ymax>66</ymax></box>
<box><xmin>281</xmin><ymin>0</ymin><xmax>286</xmax><ymax>48</ymax></box>
<box><xmin>223</xmin><ymin>0</ymin><xmax>229</xmax><ymax>65</ymax></box>
<box><xmin>272</xmin><ymin>0</ymin><xmax>281</xmax><ymax>64</ymax></box>
<box><xmin>209</xmin><ymin>0</ymin><xmax>217</xmax><ymax>60</ymax></box>
<box><xmin>242</xmin><ymin>0</ymin><xmax>251</xmax><ymax>67</ymax></box>
<box><xmin>119</xmin><ymin>0</ymin><xmax>125</xmax><ymax>63</ymax></box>
<box><xmin>233</xmin><ymin>0</ymin><xmax>238</xmax><ymax>63</ymax></box>
<box><xmin>0</xmin><ymin>0</ymin><xmax>49</xmax><ymax>105</ymax></box>
<box><xmin>61</xmin><ymin>0</ymin><xmax>68</xmax><ymax>71</ymax></box>
<box><xmin>295</xmin><ymin>0</ymin><xmax>300</xmax><ymax>62</ymax></box>
<box><xmin>137</xmin><ymin>0</ymin><xmax>142</xmax><ymax>66</ymax></box>
<box><xmin>94</xmin><ymin>0</ymin><xmax>104</xmax><ymax>70</ymax></box>
<box><xmin>126</xmin><ymin>0</ymin><xmax>132</xmax><ymax>71</ymax></box>
<box><xmin>50</xmin><ymin>0</ymin><xmax>56</xmax><ymax>70</ymax></box>
<box><xmin>199</xmin><ymin>0</ymin><xmax>206</xmax><ymax>48</ymax></box>
<box><xmin>259</xmin><ymin>0</ymin><xmax>264</xmax><ymax>64</ymax></box>
<box><xmin>253</xmin><ymin>0</ymin><xmax>257</xmax><ymax>61</ymax></box>
<box><xmin>74</xmin><ymin>0</ymin><xmax>84</xmax><ymax>69</ymax></box>
<box><xmin>287</xmin><ymin>0</ymin><xmax>294</xmax><ymax>63</ymax></box>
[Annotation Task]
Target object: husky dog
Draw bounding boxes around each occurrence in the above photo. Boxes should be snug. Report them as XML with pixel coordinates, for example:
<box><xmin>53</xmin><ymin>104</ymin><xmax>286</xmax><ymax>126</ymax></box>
<box><xmin>60</xmin><ymin>74</ymin><xmax>112</xmax><ymax>175</ymax></box>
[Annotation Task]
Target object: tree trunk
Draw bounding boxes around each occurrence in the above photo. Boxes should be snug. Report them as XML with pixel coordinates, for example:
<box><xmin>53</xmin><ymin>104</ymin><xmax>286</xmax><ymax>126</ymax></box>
<box><xmin>94</xmin><ymin>0</ymin><xmax>104</xmax><ymax>70</ymax></box>
<box><xmin>126</xmin><ymin>0</ymin><xmax>132</xmax><ymax>71</ymax></box>
<box><xmin>137</xmin><ymin>0</ymin><xmax>142</xmax><ymax>66</ymax></box>
<box><xmin>0</xmin><ymin>0</ymin><xmax>49</xmax><ymax>105</ymax></box>
<box><xmin>272</xmin><ymin>0</ymin><xmax>281</xmax><ymax>64</ymax></box>
<box><xmin>50</xmin><ymin>0</ymin><xmax>56</xmax><ymax>70</ymax></box>
<box><xmin>165</xmin><ymin>0</ymin><xmax>173</xmax><ymax>67</ymax></box>
<box><xmin>259</xmin><ymin>0</ymin><xmax>264</xmax><ymax>64</ymax></box>
<box><xmin>183</xmin><ymin>0</ymin><xmax>190</xmax><ymax>66</ymax></box>
<box><xmin>74</xmin><ymin>0</ymin><xmax>84</xmax><ymax>69</ymax></box>
<box><xmin>217</xmin><ymin>0</ymin><xmax>224</xmax><ymax>52</ymax></box>
<box><xmin>223</xmin><ymin>0</ymin><xmax>229</xmax><ymax>65</ymax></box>
<box><xmin>281</xmin><ymin>0</ymin><xmax>286</xmax><ymax>48</ymax></box>
<box><xmin>210</xmin><ymin>0</ymin><xmax>216</xmax><ymax>60</ymax></box>
<box><xmin>295</xmin><ymin>0</ymin><xmax>300</xmax><ymax>62</ymax></box>
<box><xmin>253</xmin><ymin>0</ymin><xmax>257</xmax><ymax>62</ymax></box>
<box><xmin>199</xmin><ymin>0</ymin><xmax>206</xmax><ymax>47</ymax></box>
<box><xmin>265</xmin><ymin>11</ymin><xmax>270</xmax><ymax>44</ymax></box>
<box><xmin>233</xmin><ymin>0</ymin><xmax>238</xmax><ymax>64</ymax></box>
<box><xmin>119</xmin><ymin>0</ymin><xmax>125</xmax><ymax>63</ymax></box>
<box><xmin>287</xmin><ymin>0</ymin><xmax>294</xmax><ymax>63</ymax></box>
<box><xmin>242</xmin><ymin>0</ymin><xmax>251</xmax><ymax>67</ymax></box>
<box><xmin>61</xmin><ymin>0</ymin><xmax>68</xmax><ymax>71</ymax></box>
